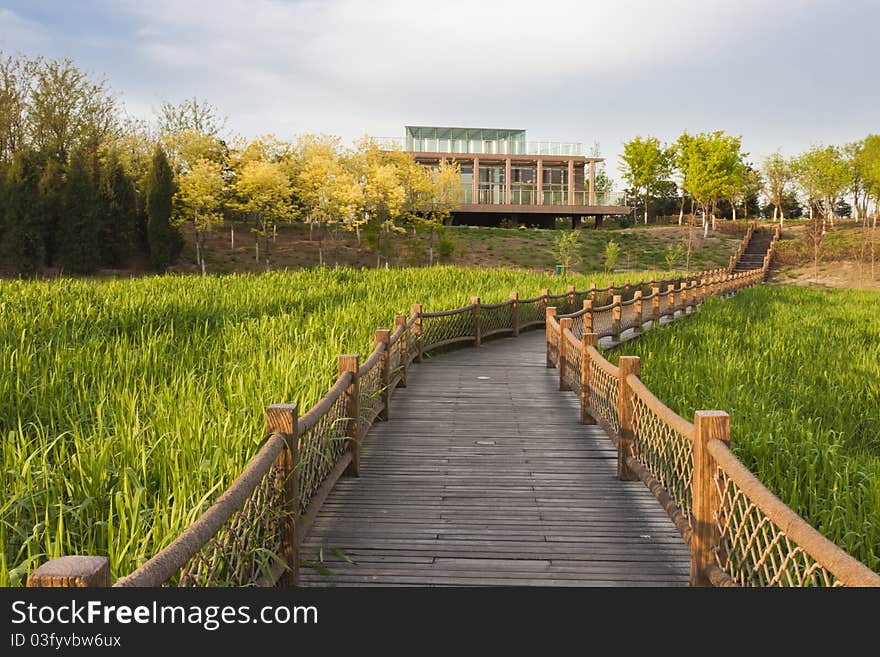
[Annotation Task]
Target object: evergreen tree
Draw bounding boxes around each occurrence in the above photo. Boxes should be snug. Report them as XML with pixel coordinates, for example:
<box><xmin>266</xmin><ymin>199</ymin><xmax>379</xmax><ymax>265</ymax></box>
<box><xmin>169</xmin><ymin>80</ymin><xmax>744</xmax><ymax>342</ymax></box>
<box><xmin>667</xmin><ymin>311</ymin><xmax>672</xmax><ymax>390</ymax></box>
<box><xmin>59</xmin><ymin>149</ymin><xmax>99</xmax><ymax>274</ymax></box>
<box><xmin>146</xmin><ymin>146</ymin><xmax>181</xmax><ymax>270</ymax></box>
<box><xmin>38</xmin><ymin>158</ymin><xmax>65</xmax><ymax>267</ymax></box>
<box><xmin>3</xmin><ymin>149</ymin><xmax>45</xmax><ymax>274</ymax></box>
<box><xmin>98</xmin><ymin>151</ymin><xmax>137</xmax><ymax>266</ymax></box>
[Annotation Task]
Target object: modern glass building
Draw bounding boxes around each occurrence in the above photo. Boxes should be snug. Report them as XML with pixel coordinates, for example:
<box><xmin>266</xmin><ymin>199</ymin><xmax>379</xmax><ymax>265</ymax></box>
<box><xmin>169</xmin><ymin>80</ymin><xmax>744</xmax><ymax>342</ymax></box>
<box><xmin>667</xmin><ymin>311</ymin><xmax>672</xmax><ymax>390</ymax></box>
<box><xmin>380</xmin><ymin>126</ymin><xmax>628</xmax><ymax>227</ymax></box>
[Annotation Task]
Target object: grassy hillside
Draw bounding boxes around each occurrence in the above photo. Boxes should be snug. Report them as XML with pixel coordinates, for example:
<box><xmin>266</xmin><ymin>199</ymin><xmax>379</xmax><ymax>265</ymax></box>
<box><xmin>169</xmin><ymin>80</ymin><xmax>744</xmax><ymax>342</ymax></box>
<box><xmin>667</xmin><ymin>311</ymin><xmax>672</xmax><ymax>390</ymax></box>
<box><xmin>172</xmin><ymin>221</ymin><xmax>742</xmax><ymax>276</ymax></box>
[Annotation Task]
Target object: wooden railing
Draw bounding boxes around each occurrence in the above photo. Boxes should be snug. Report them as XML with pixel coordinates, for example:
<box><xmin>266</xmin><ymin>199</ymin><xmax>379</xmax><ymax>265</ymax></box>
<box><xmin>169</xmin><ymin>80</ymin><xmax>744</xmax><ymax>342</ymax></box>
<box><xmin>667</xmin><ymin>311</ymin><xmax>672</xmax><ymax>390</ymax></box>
<box><xmin>727</xmin><ymin>221</ymin><xmax>756</xmax><ymax>272</ymax></box>
<box><xmin>545</xmin><ymin>267</ymin><xmax>880</xmax><ymax>587</ymax></box>
<box><xmin>26</xmin><ymin>240</ymin><xmax>798</xmax><ymax>589</ymax></box>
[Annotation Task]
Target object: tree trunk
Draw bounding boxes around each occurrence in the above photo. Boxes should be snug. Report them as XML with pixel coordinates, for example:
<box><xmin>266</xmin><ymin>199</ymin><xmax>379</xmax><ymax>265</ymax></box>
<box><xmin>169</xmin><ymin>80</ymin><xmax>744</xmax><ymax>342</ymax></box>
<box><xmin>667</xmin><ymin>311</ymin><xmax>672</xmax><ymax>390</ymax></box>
<box><xmin>644</xmin><ymin>190</ymin><xmax>649</xmax><ymax>225</ymax></box>
<box><xmin>230</xmin><ymin>224</ymin><xmax>235</xmax><ymax>249</ymax></box>
<box><xmin>678</xmin><ymin>193</ymin><xmax>685</xmax><ymax>225</ymax></box>
<box><xmin>731</xmin><ymin>200</ymin><xmax>737</xmax><ymax>222</ymax></box>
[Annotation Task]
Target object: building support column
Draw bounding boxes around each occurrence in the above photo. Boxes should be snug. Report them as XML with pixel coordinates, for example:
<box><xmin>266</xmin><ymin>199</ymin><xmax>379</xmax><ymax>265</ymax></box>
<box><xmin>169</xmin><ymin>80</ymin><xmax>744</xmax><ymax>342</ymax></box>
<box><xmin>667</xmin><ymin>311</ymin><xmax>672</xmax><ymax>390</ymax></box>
<box><xmin>472</xmin><ymin>157</ymin><xmax>480</xmax><ymax>203</ymax></box>
<box><xmin>536</xmin><ymin>158</ymin><xmax>543</xmax><ymax>205</ymax></box>
<box><xmin>505</xmin><ymin>158</ymin><xmax>511</xmax><ymax>205</ymax></box>
<box><xmin>568</xmin><ymin>159</ymin><xmax>575</xmax><ymax>205</ymax></box>
<box><xmin>589</xmin><ymin>161</ymin><xmax>596</xmax><ymax>205</ymax></box>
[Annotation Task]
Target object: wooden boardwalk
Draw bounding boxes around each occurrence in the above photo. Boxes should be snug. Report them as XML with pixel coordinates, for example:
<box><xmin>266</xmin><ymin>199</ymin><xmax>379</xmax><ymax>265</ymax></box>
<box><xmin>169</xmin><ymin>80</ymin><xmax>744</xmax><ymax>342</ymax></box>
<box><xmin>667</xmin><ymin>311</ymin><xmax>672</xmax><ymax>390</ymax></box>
<box><xmin>300</xmin><ymin>331</ymin><xmax>691</xmax><ymax>586</ymax></box>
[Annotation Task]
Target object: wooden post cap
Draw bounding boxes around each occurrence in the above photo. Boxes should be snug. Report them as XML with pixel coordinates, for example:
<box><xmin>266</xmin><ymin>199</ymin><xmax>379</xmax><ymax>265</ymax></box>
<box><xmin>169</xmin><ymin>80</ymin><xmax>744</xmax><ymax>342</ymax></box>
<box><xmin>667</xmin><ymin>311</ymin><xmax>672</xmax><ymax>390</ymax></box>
<box><xmin>28</xmin><ymin>556</ymin><xmax>111</xmax><ymax>587</ymax></box>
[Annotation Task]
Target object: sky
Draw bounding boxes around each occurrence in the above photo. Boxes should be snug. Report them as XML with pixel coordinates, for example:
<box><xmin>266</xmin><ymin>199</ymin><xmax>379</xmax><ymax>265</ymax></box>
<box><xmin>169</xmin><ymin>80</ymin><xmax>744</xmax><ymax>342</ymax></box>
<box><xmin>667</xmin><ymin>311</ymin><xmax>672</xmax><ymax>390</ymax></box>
<box><xmin>1</xmin><ymin>0</ymin><xmax>877</xmax><ymax>180</ymax></box>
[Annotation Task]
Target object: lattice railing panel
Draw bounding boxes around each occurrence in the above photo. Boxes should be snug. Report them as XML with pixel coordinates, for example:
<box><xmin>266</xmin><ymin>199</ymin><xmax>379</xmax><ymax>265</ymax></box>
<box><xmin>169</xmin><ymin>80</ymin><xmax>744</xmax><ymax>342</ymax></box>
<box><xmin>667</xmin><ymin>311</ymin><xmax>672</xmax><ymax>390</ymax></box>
<box><xmin>561</xmin><ymin>331</ymin><xmax>582</xmax><ymax>394</ymax></box>
<box><xmin>642</xmin><ymin>298</ymin><xmax>655</xmax><ymax>323</ymax></box>
<box><xmin>387</xmin><ymin>336</ymin><xmax>403</xmax><ymax>388</ymax></box>
<box><xmin>547</xmin><ymin>322</ymin><xmax>560</xmax><ymax>367</ymax></box>
<box><xmin>657</xmin><ymin>294</ymin><xmax>671</xmax><ymax>317</ymax></box>
<box><xmin>620</xmin><ymin>303</ymin><xmax>640</xmax><ymax>332</ymax></box>
<box><xmin>592</xmin><ymin>307</ymin><xmax>614</xmax><ymax>338</ymax></box>
<box><xmin>547</xmin><ymin>293</ymin><xmax>569</xmax><ymax>314</ymax></box>
<box><xmin>588</xmin><ymin>356</ymin><xmax>619</xmax><ymax>435</ymax></box>
<box><xmin>713</xmin><ymin>468</ymin><xmax>840</xmax><ymax>587</ymax></box>
<box><xmin>518</xmin><ymin>298</ymin><xmax>545</xmax><ymax>327</ymax></box>
<box><xmin>176</xmin><ymin>464</ymin><xmax>285</xmax><ymax>587</ymax></box>
<box><xmin>298</xmin><ymin>391</ymin><xmax>350</xmax><ymax>514</ymax></box>
<box><xmin>481</xmin><ymin>303</ymin><xmax>514</xmax><ymax>336</ymax></box>
<box><xmin>359</xmin><ymin>357</ymin><xmax>384</xmax><ymax>432</ymax></box>
<box><xmin>630</xmin><ymin>393</ymin><xmax>694</xmax><ymax>527</ymax></box>
<box><xmin>421</xmin><ymin>309</ymin><xmax>474</xmax><ymax>350</ymax></box>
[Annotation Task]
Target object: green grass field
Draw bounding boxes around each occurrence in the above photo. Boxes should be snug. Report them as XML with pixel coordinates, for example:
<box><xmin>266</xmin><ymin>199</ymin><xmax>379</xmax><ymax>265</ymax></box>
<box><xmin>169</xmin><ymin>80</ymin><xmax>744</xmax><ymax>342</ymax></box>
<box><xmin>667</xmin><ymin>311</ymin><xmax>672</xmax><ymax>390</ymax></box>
<box><xmin>0</xmin><ymin>266</ymin><xmax>673</xmax><ymax>586</ymax></box>
<box><xmin>612</xmin><ymin>285</ymin><xmax>880</xmax><ymax>571</ymax></box>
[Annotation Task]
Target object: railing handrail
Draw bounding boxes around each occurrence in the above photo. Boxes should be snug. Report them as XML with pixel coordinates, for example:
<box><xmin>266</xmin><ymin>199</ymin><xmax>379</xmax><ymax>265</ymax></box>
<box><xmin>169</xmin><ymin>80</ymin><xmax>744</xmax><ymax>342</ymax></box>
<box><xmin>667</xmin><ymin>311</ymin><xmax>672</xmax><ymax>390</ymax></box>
<box><xmin>544</xmin><ymin>263</ymin><xmax>879</xmax><ymax>587</ymax></box>
<box><xmin>708</xmin><ymin>439</ymin><xmax>880</xmax><ymax>587</ymax></box>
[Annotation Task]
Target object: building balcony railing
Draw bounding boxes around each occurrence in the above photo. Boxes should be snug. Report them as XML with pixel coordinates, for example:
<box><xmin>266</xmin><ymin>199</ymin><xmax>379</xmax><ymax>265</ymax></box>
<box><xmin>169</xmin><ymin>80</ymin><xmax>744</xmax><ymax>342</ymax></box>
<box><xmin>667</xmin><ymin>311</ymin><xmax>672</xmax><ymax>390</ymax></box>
<box><xmin>461</xmin><ymin>185</ymin><xmax>627</xmax><ymax>207</ymax></box>
<box><xmin>378</xmin><ymin>137</ymin><xmax>584</xmax><ymax>157</ymax></box>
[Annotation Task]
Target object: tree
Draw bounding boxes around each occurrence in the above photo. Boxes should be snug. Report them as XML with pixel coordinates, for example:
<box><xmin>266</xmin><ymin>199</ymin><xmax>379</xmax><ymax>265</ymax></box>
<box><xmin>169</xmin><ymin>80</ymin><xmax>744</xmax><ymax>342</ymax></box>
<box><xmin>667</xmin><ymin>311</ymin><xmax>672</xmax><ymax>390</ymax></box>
<box><xmin>603</xmin><ymin>240</ymin><xmax>620</xmax><ymax>275</ymax></box>
<box><xmin>59</xmin><ymin>149</ymin><xmax>99</xmax><ymax>274</ymax></box>
<box><xmin>794</xmin><ymin>145</ymin><xmax>849</xmax><ymax>232</ymax></box>
<box><xmin>97</xmin><ymin>150</ymin><xmax>138</xmax><ymax>267</ymax></box>
<box><xmin>0</xmin><ymin>52</ymin><xmax>38</xmax><ymax>162</ymax></box>
<box><xmin>175</xmin><ymin>158</ymin><xmax>225</xmax><ymax>274</ymax></box>
<box><xmin>28</xmin><ymin>57</ymin><xmax>116</xmax><ymax>162</ymax></box>
<box><xmin>2</xmin><ymin>149</ymin><xmax>44</xmax><ymax>273</ymax></box>
<box><xmin>619</xmin><ymin>135</ymin><xmax>673</xmax><ymax>224</ymax></box>
<box><xmin>292</xmin><ymin>134</ymin><xmax>361</xmax><ymax>266</ymax></box>
<box><xmin>361</xmin><ymin>156</ymin><xmax>406</xmax><ymax>268</ymax></box>
<box><xmin>146</xmin><ymin>146</ymin><xmax>181</xmax><ymax>271</ymax></box>
<box><xmin>679</xmin><ymin>131</ymin><xmax>745</xmax><ymax>236</ymax></box>
<box><xmin>234</xmin><ymin>159</ymin><xmax>293</xmax><ymax>267</ymax></box>
<box><xmin>589</xmin><ymin>142</ymin><xmax>614</xmax><ymax>202</ymax></box>
<box><xmin>552</xmin><ymin>230</ymin><xmax>580</xmax><ymax>274</ymax></box>
<box><xmin>762</xmin><ymin>152</ymin><xmax>794</xmax><ymax>225</ymax></box>
<box><xmin>421</xmin><ymin>159</ymin><xmax>463</xmax><ymax>265</ymax></box>
<box><xmin>844</xmin><ymin>140</ymin><xmax>865</xmax><ymax>222</ymax></box>
<box><xmin>38</xmin><ymin>157</ymin><xmax>64</xmax><ymax>266</ymax></box>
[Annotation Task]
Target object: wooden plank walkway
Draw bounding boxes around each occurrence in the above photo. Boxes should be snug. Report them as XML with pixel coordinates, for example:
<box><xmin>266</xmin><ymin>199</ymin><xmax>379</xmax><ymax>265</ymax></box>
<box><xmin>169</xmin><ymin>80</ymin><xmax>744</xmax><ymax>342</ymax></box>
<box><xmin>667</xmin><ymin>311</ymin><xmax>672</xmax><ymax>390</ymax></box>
<box><xmin>300</xmin><ymin>330</ymin><xmax>691</xmax><ymax>586</ymax></box>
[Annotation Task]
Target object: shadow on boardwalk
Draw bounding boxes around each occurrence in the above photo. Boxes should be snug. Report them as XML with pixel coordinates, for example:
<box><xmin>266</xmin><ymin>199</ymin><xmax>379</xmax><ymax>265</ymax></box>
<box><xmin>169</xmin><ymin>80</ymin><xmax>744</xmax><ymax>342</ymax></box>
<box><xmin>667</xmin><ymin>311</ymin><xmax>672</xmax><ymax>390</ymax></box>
<box><xmin>300</xmin><ymin>331</ymin><xmax>690</xmax><ymax>587</ymax></box>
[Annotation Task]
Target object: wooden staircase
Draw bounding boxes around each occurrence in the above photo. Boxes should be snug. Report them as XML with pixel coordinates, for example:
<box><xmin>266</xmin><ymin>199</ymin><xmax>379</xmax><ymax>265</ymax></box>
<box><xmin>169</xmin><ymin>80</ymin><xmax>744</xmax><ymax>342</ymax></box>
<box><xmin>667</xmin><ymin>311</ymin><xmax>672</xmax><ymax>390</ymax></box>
<box><xmin>732</xmin><ymin>228</ymin><xmax>773</xmax><ymax>273</ymax></box>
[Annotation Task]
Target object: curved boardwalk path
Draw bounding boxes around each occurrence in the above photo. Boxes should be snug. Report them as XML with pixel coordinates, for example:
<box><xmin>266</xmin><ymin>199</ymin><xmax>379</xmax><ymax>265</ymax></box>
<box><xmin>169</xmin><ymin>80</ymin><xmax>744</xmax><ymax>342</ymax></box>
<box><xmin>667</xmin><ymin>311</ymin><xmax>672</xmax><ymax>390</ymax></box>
<box><xmin>300</xmin><ymin>331</ymin><xmax>690</xmax><ymax>586</ymax></box>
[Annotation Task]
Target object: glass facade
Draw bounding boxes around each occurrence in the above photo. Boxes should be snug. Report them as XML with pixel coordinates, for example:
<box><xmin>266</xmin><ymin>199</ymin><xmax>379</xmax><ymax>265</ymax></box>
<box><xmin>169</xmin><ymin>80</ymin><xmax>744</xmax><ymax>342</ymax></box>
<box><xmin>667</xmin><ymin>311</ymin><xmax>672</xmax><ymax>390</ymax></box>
<box><xmin>406</xmin><ymin>127</ymin><xmax>527</xmax><ymax>155</ymax></box>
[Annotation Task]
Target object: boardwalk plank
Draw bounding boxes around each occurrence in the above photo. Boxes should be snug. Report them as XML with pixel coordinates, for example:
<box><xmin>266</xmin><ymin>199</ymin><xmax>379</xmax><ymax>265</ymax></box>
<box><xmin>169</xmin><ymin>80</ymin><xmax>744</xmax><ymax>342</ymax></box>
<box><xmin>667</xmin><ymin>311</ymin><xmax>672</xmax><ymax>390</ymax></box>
<box><xmin>301</xmin><ymin>331</ymin><xmax>690</xmax><ymax>587</ymax></box>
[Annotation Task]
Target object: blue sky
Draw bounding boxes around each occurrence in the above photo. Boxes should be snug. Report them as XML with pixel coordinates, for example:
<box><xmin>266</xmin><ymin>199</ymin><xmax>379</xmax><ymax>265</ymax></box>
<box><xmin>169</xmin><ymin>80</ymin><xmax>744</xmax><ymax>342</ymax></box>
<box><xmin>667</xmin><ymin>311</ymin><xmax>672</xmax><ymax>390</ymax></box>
<box><xmin>1</xmin><ymin>0</ymin><xmax>877</xmax><ymax>180</ymax></box>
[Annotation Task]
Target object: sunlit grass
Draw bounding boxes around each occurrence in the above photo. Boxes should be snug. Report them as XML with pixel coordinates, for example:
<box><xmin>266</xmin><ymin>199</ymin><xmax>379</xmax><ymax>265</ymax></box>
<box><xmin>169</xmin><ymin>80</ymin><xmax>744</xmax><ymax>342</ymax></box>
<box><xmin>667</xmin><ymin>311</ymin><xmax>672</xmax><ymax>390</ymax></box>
<box><xmin>612</xmin><ymin>285</ymin><xmax>880</xmax><ymax>571</ymax></box>
<box><xmin>0</xmin><ymin>265</ymin><xmax>672</xmax><ymax>585</ymax></box>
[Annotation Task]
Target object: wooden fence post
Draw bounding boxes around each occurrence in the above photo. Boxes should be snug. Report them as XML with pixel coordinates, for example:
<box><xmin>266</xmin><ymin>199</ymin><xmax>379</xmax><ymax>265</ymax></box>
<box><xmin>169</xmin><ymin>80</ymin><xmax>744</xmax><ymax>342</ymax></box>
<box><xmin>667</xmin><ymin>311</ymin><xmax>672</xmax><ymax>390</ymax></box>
<box><xmin>667</xmin><ymin>284</ymin><xmax>675</xmax><ymax>318</ymax></box>
<box><xmin>410</xmin><ymin>304</ymin><xmax>423</xmax><ymax>363</ymax></box>
<box><xmin>611</xmin><ymin>294</ymin><xmax>622</xmax><ymax>341</ymax></box>
<box><xmin>27</xmin><ymin>556</ymin><xmax>111</xmax><ymax>588</ymax></box>
<box><xmin>559</xmin><ymin>317</ymin><xmax>573</xmax><ymax>391</ymax></box>
<box><xmin>339</xmin><ymin>354</ymin><xmax>360</xmax><ymax>477</ymax></box>
<box><xmin>690</xmin><ymin>280</ymin><xmax>698</xmax><ymax>309</ymax></box>
<box><xmin>471</xmin><ymin>296</ymin><xmax>481</xmax><ymax>346</ymax></box>
<box><xmin>567</xmin><ymin>285</ymin><xmax>576</xmax><ymax>313</ymax></box>
<box><xmin>394</xmin><ymin>314</ymin><xmax>407</xmax><ymax>388</ymax></box>
<box><xmin>581</xmin><ymin>333</ymin><xmax>598</xmax><ymax>425</ymax></box>
<box><xmin>545</xmin><ymin>307</ymin><xmax>557</xmax><ymax>368</ymax></box>
<box><xmin>633</xmin><ymin>291</ymin><xmax>642</xmax><ymax>335</ymax></box>
<box><xmin>651</xmin><ymin>287</ymin><xmax>660</xmax><ymax>324</ymax></box>
<box><xmin>265</xmin><ymin>403</ymin><xmax>299</xmax><ymax>587</ymax></box>
<box><xmin>510</xmin><ymin>292</ymin><xmax>519</xmax><ymax>337</ymax></box>
<box><xmin>375</xmin><ymin>329</ymin><xmax>391</xmax><ymax>421</ymax></box>
<box><xmin>541</xmin><ymin>288</ymin><xmax>549</xmax><ymax>317</ymax></box>
<box><xmin>589</xmin><ymin>282</ymin><xmax>597</xmax><ymax>304</ymax></box>
<box><xmin>623</xmin><ymin>279</ymin><xmax>631</xmax><ymax>300</ymax></box>
<box><xmin>691</xmin><ymin>410</ymin><xmax>731</xmax><ymax>587</ymax></box>
<box><xmin>582</xmin><ymin>299</ymin><xmax>593</xmax><ymax>334</ymax></box>
<box><xmin>617</xmin><ymin>356</ymin><xmax>641</xmax><ymax>481</ymax></box>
